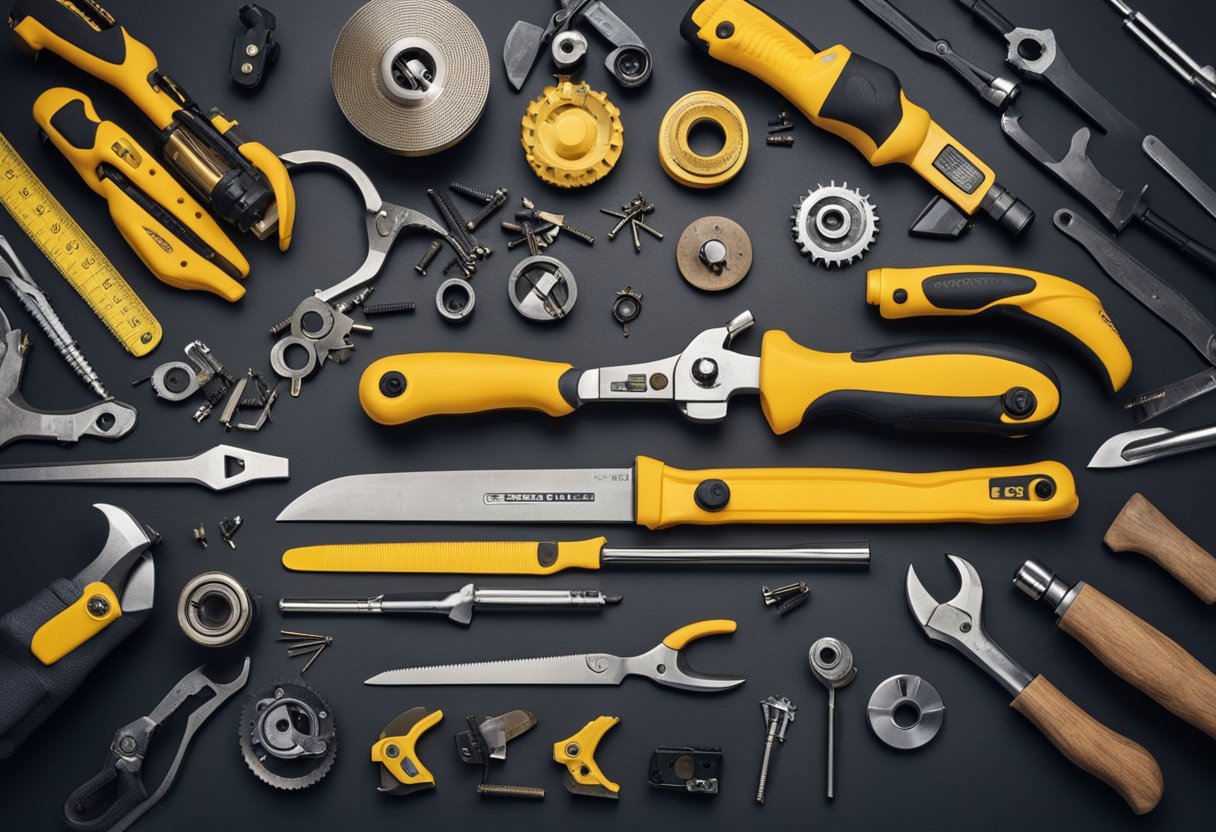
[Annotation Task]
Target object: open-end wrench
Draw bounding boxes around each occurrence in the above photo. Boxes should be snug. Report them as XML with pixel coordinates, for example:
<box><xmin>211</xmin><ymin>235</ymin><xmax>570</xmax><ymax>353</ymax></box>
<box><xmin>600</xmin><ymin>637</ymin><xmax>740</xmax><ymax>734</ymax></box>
<box><xmin>907</xmin><ymin>554</ymin><xmax>1163</xmax><ymax>814</ymax></box>
<box><xmin>0</xmin><ymin>444</ymin><xmax>288</xmax><ymax>491</ymax></box>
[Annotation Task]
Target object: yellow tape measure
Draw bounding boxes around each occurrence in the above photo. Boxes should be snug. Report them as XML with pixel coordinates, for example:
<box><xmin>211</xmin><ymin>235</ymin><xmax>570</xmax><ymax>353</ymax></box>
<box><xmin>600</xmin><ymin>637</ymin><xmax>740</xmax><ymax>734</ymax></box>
<box><xmin>0</xmin><ymin>131</ymin><xmax>160</xmax><ymax>356</ymax></box>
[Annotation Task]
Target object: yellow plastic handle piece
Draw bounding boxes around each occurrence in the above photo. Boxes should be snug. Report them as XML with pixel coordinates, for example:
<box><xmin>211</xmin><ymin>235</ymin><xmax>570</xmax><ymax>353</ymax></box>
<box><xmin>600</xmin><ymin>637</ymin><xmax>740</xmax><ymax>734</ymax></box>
<box><xmin>867</xmin><ymin>265</ymin><xmax>1132</xmax><ymax>393</ymax></box>
<box><xmin>359</xmin><ymin>352</ymin><xmax>580</xmax><ymax>426</ymax></box>
<box><xmin>662</xmin><ymin>619</ymin><xmax>738</xmax><ymax>650</ymax></box>
<box><xmin>282</xmin><ymin>538</ymin><xmax>608</xmax><ymax>575</ymax></box>
<box><xmin>30</xmin><ymin>581</ymin><xmax>121</xmax><ymax>665</ymax></box>
<box><xmin>633</xmin><ymin>456</ymin><xmax>1078</xmax><ymax>529</ymax></box>
<box><xmin>371</xmin><ymin>708</ymin><xmax>444</xmax><ymax>788</ymax></box>
<box><xmin>758</xmin><ymin>330</ymin><xmax>1060</xmax><ymax>436</ymax></box>
<box><xmin>683</xmin><ymin>0</ymin><xmax>995</xmax><ymax>214</ymax></box>
<box><xmin>212</xmin><ymin>114</ymin><xmax>296</xmax><ymax>252</ymax></box>
<box><xmin>33</xmin><ymin>88</ymin><xmax>249</xmax><ymax>301</ymax></box>
<box><xmin>553</xmin><ymin>716</ymin><xmax>621</xmax><ymax>796</ymax></box>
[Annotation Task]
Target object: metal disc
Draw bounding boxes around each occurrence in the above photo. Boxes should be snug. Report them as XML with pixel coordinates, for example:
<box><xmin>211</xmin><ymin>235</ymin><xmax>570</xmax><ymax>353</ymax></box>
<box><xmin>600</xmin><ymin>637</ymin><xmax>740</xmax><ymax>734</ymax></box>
<box><xmin>676</xmin><ymin>216</ymin><xmax>752</xmax><ymax>291</ymax></box>
<box><xmin>240</xmin><ymin>679</ymin><xmax>337</xmax><ymax>790</ymax></box>
<box><xmin>866</xmin><ymin>674</ymin><xmax>944</xmax><ymax>750</ymax></box>
<box><xmin>331</xmin><ymin>0</ymin><xmax>490</xmax><ymax>156</ymax></box>
<box><xmin>509</xmin><ymin>255</ymin><xmax>577</xmax><ymax>321</ymax></box>
<box><xmin>792</xmin><ymin>181</ymin><xmax>879</xmax><ymax>268</ymax></box>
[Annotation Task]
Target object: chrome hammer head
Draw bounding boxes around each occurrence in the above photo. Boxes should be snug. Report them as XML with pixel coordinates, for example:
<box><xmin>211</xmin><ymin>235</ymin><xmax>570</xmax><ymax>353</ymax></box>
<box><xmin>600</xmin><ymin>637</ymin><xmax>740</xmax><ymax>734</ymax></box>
<box><xmin>905</xmin><ymin>555</ymin><xmax>1033</xmax><ymax>697</ymax></box>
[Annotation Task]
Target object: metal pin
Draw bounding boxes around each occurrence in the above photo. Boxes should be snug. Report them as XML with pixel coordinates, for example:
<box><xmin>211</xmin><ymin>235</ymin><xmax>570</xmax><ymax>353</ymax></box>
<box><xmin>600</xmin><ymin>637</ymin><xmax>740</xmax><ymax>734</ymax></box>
<box><xmin>280</xmin><ymin>630</ymin><xmax>329</xmax><ymax>640</ymax></box>
<box><xmin>300</xmin><ymin>643</ymin><xmax>326</xmax><ymax>674</ymax></box>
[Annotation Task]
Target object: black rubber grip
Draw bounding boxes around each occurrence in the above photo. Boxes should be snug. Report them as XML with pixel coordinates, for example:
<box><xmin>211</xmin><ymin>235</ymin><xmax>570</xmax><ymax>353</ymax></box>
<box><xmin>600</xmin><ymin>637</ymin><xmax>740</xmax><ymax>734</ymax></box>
<box><xmin>819</xmin><ymin>53</ymin><xmax>904</xmax><ymax>148</ymax></box>
<box><xmin>64</xmin><ymin>755</ymin><xmax>148</xmax><ymax>832</ymax></box>
<box><xmin>850</xmin><ymin>341</ymin><xmax>1058</xmax><ymax>385</ymax></box>
<box><xmin>558</xmin><ymin>367</ymin><xmax>584</xmax><ymax>409</ymax></box>
<box><xmin>10</xmin><ymin>0</ymin><xmax>127</xmax><ymax>65</ymax></box>
<box><xmin>47</xmin><ymin>97</ymin><xmax>100</xmax><ymax>151</ymax></box>
<box><xmin>1140</xmin><ymin>210</ymin><xmax>1216</xmax><ymax>272</ymax></box>
<box><xmin>922</xmin><ymin>272</ymin><xmax>1037</xmax><ymax>309</ymax></box>
<box><xmin>805</xmin><ymin>389</ymin><xmax>1017</xmax><ymax>435</ymax></box>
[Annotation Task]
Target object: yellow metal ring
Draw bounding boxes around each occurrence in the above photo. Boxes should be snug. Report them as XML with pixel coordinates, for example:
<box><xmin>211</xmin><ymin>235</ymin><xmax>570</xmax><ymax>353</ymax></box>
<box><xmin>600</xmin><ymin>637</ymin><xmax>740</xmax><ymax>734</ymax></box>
<box><xmin>658</xmin><ymin>91</ymin><xmax>748</xmax><ymax>188</ymax></box>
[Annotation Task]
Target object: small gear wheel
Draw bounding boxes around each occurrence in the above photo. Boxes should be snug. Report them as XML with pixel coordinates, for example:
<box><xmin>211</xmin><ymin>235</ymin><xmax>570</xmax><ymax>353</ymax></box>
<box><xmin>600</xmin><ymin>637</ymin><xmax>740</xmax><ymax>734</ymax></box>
<box><xmin>521</xmin><ymin>75</ymin><xmax>623</xmax><ymax>188</ymax></box>
<box><xmin>792</xmin><ymin>181</ymin><xmax>879</xmax><ymax>268</ymax></box>
<box><xmin>239</xmin><ymin>678</ymin><xmax>337</xmax><ymax>790</ymax></box>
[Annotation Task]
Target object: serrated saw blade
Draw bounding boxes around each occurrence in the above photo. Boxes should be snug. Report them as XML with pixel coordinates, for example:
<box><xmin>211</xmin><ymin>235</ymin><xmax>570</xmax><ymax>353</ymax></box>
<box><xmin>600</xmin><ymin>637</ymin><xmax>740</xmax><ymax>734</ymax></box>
<box><xmin>331</xmin><ymin>0</ymin><xmax>490</xmax><ymax>156</ymax></box>
<box><xmin>792</xmin><ymin>181</ymin><xmax>879</xmax><ymax>267</ymax></box>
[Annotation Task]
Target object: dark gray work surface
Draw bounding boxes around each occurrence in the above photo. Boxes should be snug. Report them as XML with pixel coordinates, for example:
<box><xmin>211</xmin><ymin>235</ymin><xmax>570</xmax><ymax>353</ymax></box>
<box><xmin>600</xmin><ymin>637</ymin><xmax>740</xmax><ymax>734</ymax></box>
<box><xmin>1</xmin><ymin>0</ymin><xmax>1213</xmax><ymax>828</ymax></box>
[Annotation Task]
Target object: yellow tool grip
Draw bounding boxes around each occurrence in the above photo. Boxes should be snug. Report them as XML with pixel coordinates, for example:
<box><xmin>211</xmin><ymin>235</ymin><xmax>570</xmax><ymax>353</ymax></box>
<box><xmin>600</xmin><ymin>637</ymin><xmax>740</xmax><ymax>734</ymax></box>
<box><xmin>33</xmin><ymin>88</ymin><xmax>249</xmax><ymax>301</ymax></box>
<box><xmin>212</xmin><ymin>114</ymin><xmax>296</xmax><ymax>252</ymax></box>
<box><xmin>682</xmin><ymin>0</ymin><xmax>995</xmax><ymax>215</ymax></box>
<box><xmin>633</xmin><ymin>455</ymin><xmax>1077</xmax><ymax>529</ymax></box>
<box><xmin>30</xmin><ymin>581</ymin><xmax>121</xmax><ymax>665</ymax></box>
<box><xmin>360</xmin><ymin>353</ymin><xmax>580</xmax><ymax>426</ymax></box>
<box><xmin>372</xmin><ymin>708</ymin><xmax>443</xmax><ymax>788</ymax></box>
<box><xmin>867</xmin><ymin>265</ymin><xmax>1132</xmax><ymax>392</ymax></box>
<box><xmin>758</xmin><ymin>330</ymin><xmax>1060</xmax><ymax>436</ymax></box>
<box><xmin>282</xmin><ymin>538</ymin><xmax>608</xmax><ymax>575</ymax></box>
<box><xmin>553</xmin><ymin>716</ymin><xmax>621</xmax><ymax>795</ymax></box>
<box><xmin>662</xmin><ymin>619</ymin><xmax>737</xmax><ymax>649</ymax></box>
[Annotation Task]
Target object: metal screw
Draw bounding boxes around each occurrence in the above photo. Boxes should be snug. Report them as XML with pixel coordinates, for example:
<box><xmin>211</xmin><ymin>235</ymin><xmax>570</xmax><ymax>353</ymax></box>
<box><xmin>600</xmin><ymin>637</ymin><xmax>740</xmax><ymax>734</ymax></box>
<box><xmin>362</xmin><ymin>301</ymin><xmax>417</xmax><ymax>316</ymax></box>
<box><xmin>767</xmin><ymin>121</ymin><xmax>794</xmax><ymax>133</ymax></box>
<box><xmin>449</xmin><ymin>181</ymin><xmax>496</xmax><ymax>204</ymax></box>
<box><xmin>756</xmin><ymin>696</ymin><xmax>796</xmax><ymax>805</ymax></box>
<box><xmin>767</xmin><ymin>135</ymin><xmax>794</xmax><ymax>146</ymax></box>
<box><xmin>476</xmin><ymin>783</ymin><xmax>546</xmax><ymax>800</ymax></box>
<box><xmin>245</xmin><ymin>44</ymin><xmax>260</xmax><ymax>56</ymax></box>
<box><xmin>415</xmin><ymin>239</ymin><xmax>442</xmax><ymax>275</ymax></box>
<box><xmin>465</xmin><ymin>187</ymin><xmax>509</xmax><ymax>231</ymax></box>
<box><xmin>762</xmin><ymin>581</ymin><xmax>809</xmax><ymax>605</ymax></box>
<box><xmin>240</xmin><ymin>62</ymin><xmax>253</xmax><ymax>74</ymax></box>
<box><xmin>118</xmin><ymin>735</ymin><xmax>138</xmax><ymax>754</ymax></box>
<box><xmin>192</xmin><ymin>524</ymin><xmax>208</xmax><ymax>548</ymax></box>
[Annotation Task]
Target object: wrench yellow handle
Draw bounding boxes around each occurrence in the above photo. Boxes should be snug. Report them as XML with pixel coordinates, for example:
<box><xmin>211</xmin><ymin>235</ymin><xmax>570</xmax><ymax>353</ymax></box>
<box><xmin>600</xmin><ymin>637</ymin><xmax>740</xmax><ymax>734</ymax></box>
<box><xmin>1011</xmin><ymin>676</ymin><xmax>1162</xmax><ymax>814</ymax></box>
<box><xmin>359</xmin><ymin>353</ymin><xmax>580</xmax><ymax>426</ymax></box>
<box><xmin>867</xmin><ymin>266</ymin><xmax>1131</xmax><ymax>392</ymax></box>
<box><xmin>758</xmin><ymin>331</ymin><xmax>1060</xmax><ymax>436</ymax></box>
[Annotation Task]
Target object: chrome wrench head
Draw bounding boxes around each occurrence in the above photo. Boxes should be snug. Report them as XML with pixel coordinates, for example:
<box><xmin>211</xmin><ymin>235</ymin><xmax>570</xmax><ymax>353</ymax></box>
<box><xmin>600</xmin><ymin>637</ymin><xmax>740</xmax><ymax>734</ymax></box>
<box><xmin>906</xmin><ymin>555</ymin><xmax>1033</xmax><ymax>696</ymax></box>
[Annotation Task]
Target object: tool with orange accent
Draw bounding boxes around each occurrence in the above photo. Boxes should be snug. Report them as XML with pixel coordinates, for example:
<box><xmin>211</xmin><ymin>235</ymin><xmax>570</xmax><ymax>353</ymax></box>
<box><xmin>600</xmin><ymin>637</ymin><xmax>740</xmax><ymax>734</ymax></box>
<box><xmin>10</xmin><ymin>0</ymin><xmax>295</xmax><ymax>250</ymax></box>
<box><xmin>553</xmin><ymin>716</ymin><xmax>621</xmax><ymax>799</ymax></box>
<box><xmin>679</xmin><ymin>0</ymin><xmax>1033</xmax><ymax>237</ymax></box>
<box><xmin>360</xmin><ymin>310</ymin><xmax>1061</xmax><ymax>437</ymax></box>
<box><xmin>364</xmin><ymin>619</ymin><xmax>746</xmax><ymax>690</ymax></box>
<box><xmin>0</xmin><ymin>504</ymin><xmax>157</xmax><ymax>759</ymax></box>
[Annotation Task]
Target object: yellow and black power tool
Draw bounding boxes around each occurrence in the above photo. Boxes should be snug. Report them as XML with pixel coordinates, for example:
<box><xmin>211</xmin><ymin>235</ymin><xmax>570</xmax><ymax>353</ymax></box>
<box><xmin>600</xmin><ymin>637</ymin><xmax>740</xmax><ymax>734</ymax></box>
<box><xmin>681</xmin><ymin>0</ymin><xmax>1033</xmax><ymax>237</ymax></box>
<box><xmin>9</xmin><ymin>0</ymin><xmax>295</xmax><ymax>251</ymax></box>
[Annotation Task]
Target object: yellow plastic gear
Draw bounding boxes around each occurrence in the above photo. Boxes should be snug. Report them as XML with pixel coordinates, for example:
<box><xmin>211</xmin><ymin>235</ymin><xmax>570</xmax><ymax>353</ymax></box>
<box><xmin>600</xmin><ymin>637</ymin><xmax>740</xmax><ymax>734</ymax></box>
<box><xmin>521</xmin><ymin>76</ymin><xmax>623</xmax><ymax>188</ymax></box>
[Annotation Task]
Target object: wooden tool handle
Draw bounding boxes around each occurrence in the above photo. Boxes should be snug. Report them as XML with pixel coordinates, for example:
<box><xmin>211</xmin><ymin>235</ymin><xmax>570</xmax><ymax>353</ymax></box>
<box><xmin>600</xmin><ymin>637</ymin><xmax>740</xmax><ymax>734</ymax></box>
<box><xmin>1105</xmin><ymin>493</ymin><xmax>1216</xmax><ymax>604</ymax></box>
<box><xmin>1060</xmin><ymin>585</ymin><xmax>1216</xmax><ymax>738</ymax></box>
<box><xmin>1011</xmin><ymin>676</ymin><xmax>1163</xmax><ymax>815</ymax></box>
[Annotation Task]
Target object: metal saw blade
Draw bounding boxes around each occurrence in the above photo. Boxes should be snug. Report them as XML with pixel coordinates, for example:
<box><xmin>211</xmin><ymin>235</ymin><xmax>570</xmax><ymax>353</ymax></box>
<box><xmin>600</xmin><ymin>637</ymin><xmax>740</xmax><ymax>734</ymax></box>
<box><xmin>365</xmin><ymin>653</ymin><xmax>625</xmax><ymax>686</ymax></box>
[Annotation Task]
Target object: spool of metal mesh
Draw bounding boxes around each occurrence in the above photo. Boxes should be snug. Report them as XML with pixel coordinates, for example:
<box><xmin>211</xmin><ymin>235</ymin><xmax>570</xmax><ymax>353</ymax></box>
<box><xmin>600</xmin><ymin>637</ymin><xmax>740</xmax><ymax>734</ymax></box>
<box><xmin>331</xmin><ymin>0</ymin><xmax>490</xmax><ymax>156</ymax></box>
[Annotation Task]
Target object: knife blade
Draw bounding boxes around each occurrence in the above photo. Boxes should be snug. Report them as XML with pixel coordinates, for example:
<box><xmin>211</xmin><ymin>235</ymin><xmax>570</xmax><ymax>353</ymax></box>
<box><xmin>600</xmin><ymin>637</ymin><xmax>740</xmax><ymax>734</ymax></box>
<box><xmin>367</xmin><ymin>653</ymin><xmax>624</xmax><ymax>686</ymax></box>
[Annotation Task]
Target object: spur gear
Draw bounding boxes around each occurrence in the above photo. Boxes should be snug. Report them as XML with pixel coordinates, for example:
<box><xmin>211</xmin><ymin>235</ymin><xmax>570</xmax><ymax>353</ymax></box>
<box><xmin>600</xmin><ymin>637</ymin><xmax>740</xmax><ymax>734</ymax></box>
<box><xmin>792</xmin><ymin>182</ymin><xmax>879</xmax><ymax>268</ymax></box>
<box><xmin>239</xmin><ymin>678</ymin><xmax>337</xmax><ymax>790</ymax></box>
<box><xmin>521</xmin><ymin>76</ymin><xmax>623</xmax><ymax>188</ymax></box>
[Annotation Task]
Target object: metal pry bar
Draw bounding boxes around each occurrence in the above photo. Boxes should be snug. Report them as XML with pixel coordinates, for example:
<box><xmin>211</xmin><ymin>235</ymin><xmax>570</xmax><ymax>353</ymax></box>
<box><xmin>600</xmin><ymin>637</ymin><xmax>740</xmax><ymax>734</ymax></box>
<box><xmin>0</xmin><ymin>444</ymin><xmax>289</xmax><ymax>491</ymax></box>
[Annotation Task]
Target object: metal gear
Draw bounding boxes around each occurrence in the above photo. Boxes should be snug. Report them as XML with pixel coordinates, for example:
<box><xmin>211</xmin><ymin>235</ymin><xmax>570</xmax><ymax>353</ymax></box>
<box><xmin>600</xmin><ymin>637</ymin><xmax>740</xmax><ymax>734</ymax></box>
<box><xmin>521</xmin><ymin>76</ymin><xmax>623</xmax><ymax>188</ymax></box>
<box><xmin>239</xmin><ymin>679</ymin><xmax>337</xmax><ymax>790</ymax></box>
<box><xmin>791</xmin><ymin>182</ymin><xmax>879</xmax><ymax>268</ymax></box>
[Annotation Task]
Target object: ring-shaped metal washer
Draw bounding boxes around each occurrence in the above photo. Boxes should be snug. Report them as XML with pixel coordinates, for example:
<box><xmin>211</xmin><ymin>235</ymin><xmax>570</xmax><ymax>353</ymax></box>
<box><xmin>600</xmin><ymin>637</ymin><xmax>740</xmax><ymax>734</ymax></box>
<box><xmin>150</xmin><ymin>361</ymin><xmax>202</xmax><ymax>401</ymax></box>
<box><xmin>436</xmin><ymin>277</ymin><xmax>475</xmax><ymax>321</ymax></box>
<box><xmin>270</xmin><ymin>335</ymin><xmax>319</xmax><ymax>382</ymax></box>
<box><xmin>867</xmin><ymin>674</ymin><xmax>945</xmax><ymax>750</ymax></box>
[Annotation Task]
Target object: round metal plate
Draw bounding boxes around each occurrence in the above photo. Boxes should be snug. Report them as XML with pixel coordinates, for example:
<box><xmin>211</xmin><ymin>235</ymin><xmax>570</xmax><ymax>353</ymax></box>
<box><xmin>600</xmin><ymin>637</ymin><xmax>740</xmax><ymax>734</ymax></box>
<box><xmin>331</xmin><ymin>0</ymin><xmax>489</xmax><ymax>156</ymax></box>
<box><xmin>792</xmin><ymin>181</ymin><xmax>879</xmax><ymax>268</ymax></box>
<box><xmin>508</xmin><ymin>255</ymin><xmax>577</xmax><ymax>321</ymax></box>
<box><xmin>866</xmin><ymin>674</ymin><xmax>945</xmax><ymax>750</ymax></box>
<box><xmin>676</xmin><ymin>216</ymin><xmax>752</xmax><ymax>291</ymax></box>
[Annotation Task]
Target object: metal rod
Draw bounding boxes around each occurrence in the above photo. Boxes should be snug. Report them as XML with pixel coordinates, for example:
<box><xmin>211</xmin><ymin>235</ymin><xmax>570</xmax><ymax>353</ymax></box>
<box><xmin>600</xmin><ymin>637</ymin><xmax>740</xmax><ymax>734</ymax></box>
<box><xmin>1124</xmin><ymin>424</ymin><xmax>1216</xmax><ymax>463</ymax></box>
<box><xmin>602</xmin><ymin>542</ymin><xmax>869</xmax><ymax>567</ymax></box>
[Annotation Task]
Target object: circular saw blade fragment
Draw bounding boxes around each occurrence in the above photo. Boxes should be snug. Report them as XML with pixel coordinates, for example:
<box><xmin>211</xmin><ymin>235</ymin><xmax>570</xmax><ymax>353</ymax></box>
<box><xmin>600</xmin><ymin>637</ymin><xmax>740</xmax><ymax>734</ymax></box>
<box><xmin>239</xmin><ymin>678</ymin><xmax>337</xmax><ymax>790</ymax></box>
<box><xmin>792</xmin><ymin>181</ymin><xmax>879</xmax><ymax>268</ymax></box>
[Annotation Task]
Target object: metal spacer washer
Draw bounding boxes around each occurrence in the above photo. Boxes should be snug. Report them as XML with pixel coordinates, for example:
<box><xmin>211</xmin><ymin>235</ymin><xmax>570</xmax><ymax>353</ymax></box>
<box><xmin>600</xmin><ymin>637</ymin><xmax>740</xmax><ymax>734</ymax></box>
<box><xmin>551</xmin><ymin>30</ymin><xmax>588</xmax><ymax>71</ymax></box>
<box><xmin>658</xmin><ymin>91</ymin><xmax>748</xmax><ymax>188</ymax></box>
<box><xmin>177</xmin><ymin>571</ymin><xmax>254</xmax><ymax>647</ymax></box>
<box><xmin>866</xmin><ymin>674</ymin><xmax>945</xmax><ymax>750</ymax></box>
<box><xmin>436</xmin><ymin>277</ymin><xmax>475</xmax><ymax>321</ymax></box>
<box><xmin>676</xmin><ymin>216</ymin><xmax>752</xmax><ymax>291</ymax></box>
<box><xmin>508</xmin><ymin>255</ymin><xmax>577</xmax><ymax>321</ymax></box>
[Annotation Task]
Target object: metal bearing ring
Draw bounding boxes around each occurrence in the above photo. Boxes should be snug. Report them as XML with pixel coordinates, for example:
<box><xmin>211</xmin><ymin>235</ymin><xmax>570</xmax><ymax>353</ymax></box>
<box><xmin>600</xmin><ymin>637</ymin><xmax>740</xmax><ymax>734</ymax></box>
<box><xmin>177</xmin><ymin>572</ymin><xmax>254</xmax><ymax>647</ymax></box>
<box><xmin>149</xmin><ymin>361</ymin><xmax>202</xmax><ymax>401</ymax></box>
<box><xmin>436</xmin><ymin>277</ymin><xmax>475</xmax><ymax>321</ymax></box>
<box><xmin>551</xmin><ymin>30</ymin><xmax>587</xmax><ymax>71</ymax></box>
<box><xmin>658</xmin><ymin>91</ymin><xmax>748</xmax><ymax>188</ymax></box>
<box><xmin>866</xmin><ymin>674</ymin><xmax>945</xmax><ymax>750</ymax></box>
<box><xmin>508</xmin><ymin>255</ymin><xmax>577</xmax><ymax>321</ymax></box>
<box><xmin>270</xmin><ymin>335</ymin><xmax>318</xmax><ymax>383</ymax></box>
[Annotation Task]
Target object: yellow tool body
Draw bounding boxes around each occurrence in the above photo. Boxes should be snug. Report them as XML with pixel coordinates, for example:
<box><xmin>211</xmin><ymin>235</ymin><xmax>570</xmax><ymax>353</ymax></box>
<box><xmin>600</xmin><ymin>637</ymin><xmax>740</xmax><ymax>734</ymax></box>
<box><xmin>284</xmin><ymin>538</ymin><xmax>608</xmax><ymax>575</ymax></box>
<box><xmin>681</xmin><ymin>0</ymin><xmax>1030</xmax><ymax>233</ymax></box>
<box><xmin>0</xmin><ymin>130</ymin><xmax>160</xmax><ymax>354</ymax></box>
<box><xmin>30</xmin><ymin>580</ymin><xmax>121</xmax><ymax>665</ymax></box>
<box><xmin>867</xmin><ymin>265</ymin><xmax>1131</xmax><ymax>392</ymax></box>
<box><xmin>10</xmin><ymin>0</ymin><xmax>295</xmax><ymax>249</ymax></box>
<box><xmin>35</xmin><ymin>88</ymin><xmax>249</xmax><ymax>301</ymax></box>
<box><xmin>371</xmin><ymin>707</ymin><xmax>444</xmax><ymax>795</ymax></box>
<box><xmin>554</xmin><ymin>716</ymin><xmax>621</xmax><ymax>798</ymax></box>
<box><xmin>361</xmin><ymin>329</ymin><xmax>1060</xmax><ymax>437</ymax></box>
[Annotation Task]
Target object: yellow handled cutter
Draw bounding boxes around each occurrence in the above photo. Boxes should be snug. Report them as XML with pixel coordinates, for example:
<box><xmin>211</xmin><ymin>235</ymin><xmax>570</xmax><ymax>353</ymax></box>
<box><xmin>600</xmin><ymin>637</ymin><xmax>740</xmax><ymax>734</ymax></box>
<box><xmin>361</xmin><ymin>310</ymin><xmax>1060</xmax><ymax>437</ymax></box>
<box><xmin>866</xmin><ymin>265</ymin><xmax>1132</xmax><ymax>392</ymax></box>
<box><xmin>554</xmin><ymin>716</ymin><xmax>621</xmax><ymax>799</ymax></box>
<box><xmin>10</xmin><ymin>0</ymin><xmax>295</xmax><ymax>249</ymax></box>
<box><xmin>34</xmin><ymin>88</ymin><xmax>250</xmax><ymax>301</ymax></box>
<box><xmin>371</xmin><ymin>707</ymin><xmax>444</xmax><ymax>796</ymax></box>
<box><xmin>681</xmin><ymin>0</ymin><xmax>1032</xmax><ymax>235</ymax></box>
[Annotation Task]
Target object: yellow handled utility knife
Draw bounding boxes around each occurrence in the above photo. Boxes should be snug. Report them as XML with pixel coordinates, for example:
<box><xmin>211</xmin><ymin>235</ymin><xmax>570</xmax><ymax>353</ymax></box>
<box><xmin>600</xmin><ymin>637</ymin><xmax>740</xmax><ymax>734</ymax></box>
<box><xmin>866</xmin><ymin>265</ymin><xmax>1132</xmax><ymax>392</ymax></box>
<box><xmin>361</xmin><ymin>310</ymin><xmax>1060</xmax><ymax>437</ymax></box>
<box><xmin>276</xmin><ymin>455</ymin><xmax>1078</xmax><ymax>528</ymax></box>
<box><xmin>34</xmin><ymin>88</ymin><xmax>250</xmax><ymax>301</ymax></box>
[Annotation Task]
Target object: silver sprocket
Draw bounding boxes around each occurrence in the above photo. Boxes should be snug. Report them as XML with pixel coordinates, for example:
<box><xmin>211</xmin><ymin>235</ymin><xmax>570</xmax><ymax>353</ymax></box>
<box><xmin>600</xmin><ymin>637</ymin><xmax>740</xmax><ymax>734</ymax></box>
<box><xmin>239</xmin><ymin>678</ymin><xmax>337</xmax><ymax>790</ymax></box>
<box><xmin>792</xmin><ymin>181</ymin><xmax>879</xmax><ymax>267</ymax></box>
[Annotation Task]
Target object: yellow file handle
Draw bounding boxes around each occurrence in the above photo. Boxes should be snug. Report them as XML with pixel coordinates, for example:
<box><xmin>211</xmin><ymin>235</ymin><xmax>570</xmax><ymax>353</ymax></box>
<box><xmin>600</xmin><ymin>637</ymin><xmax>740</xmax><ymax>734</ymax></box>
<box><xmin>30</xmin><ymin>581</ymin><xmax>121</xmax><ymax>665</ymax></box>
<box><xmin>632</xmin><ymin>456</ymin><xmax>1077</xmax><ymax>529</ymax></box>
<box><xmin>867</xmin><ymin>265</ymin><xmax>1132</xmax><ymax>392</ymax></box>
<box><xmin>282</xmin><ymin>538</ymin><xmax>609</xmax><ymax>575</ymax></box>
<box><xmin>758</xmin><ymin>331</ymin><xmax>1060</xmax><ymax>436</ymax></box>
<box><xmin>360</xmin><ymin>353</ymin><xmax>580</xmax><ymax>426</ymax></box>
